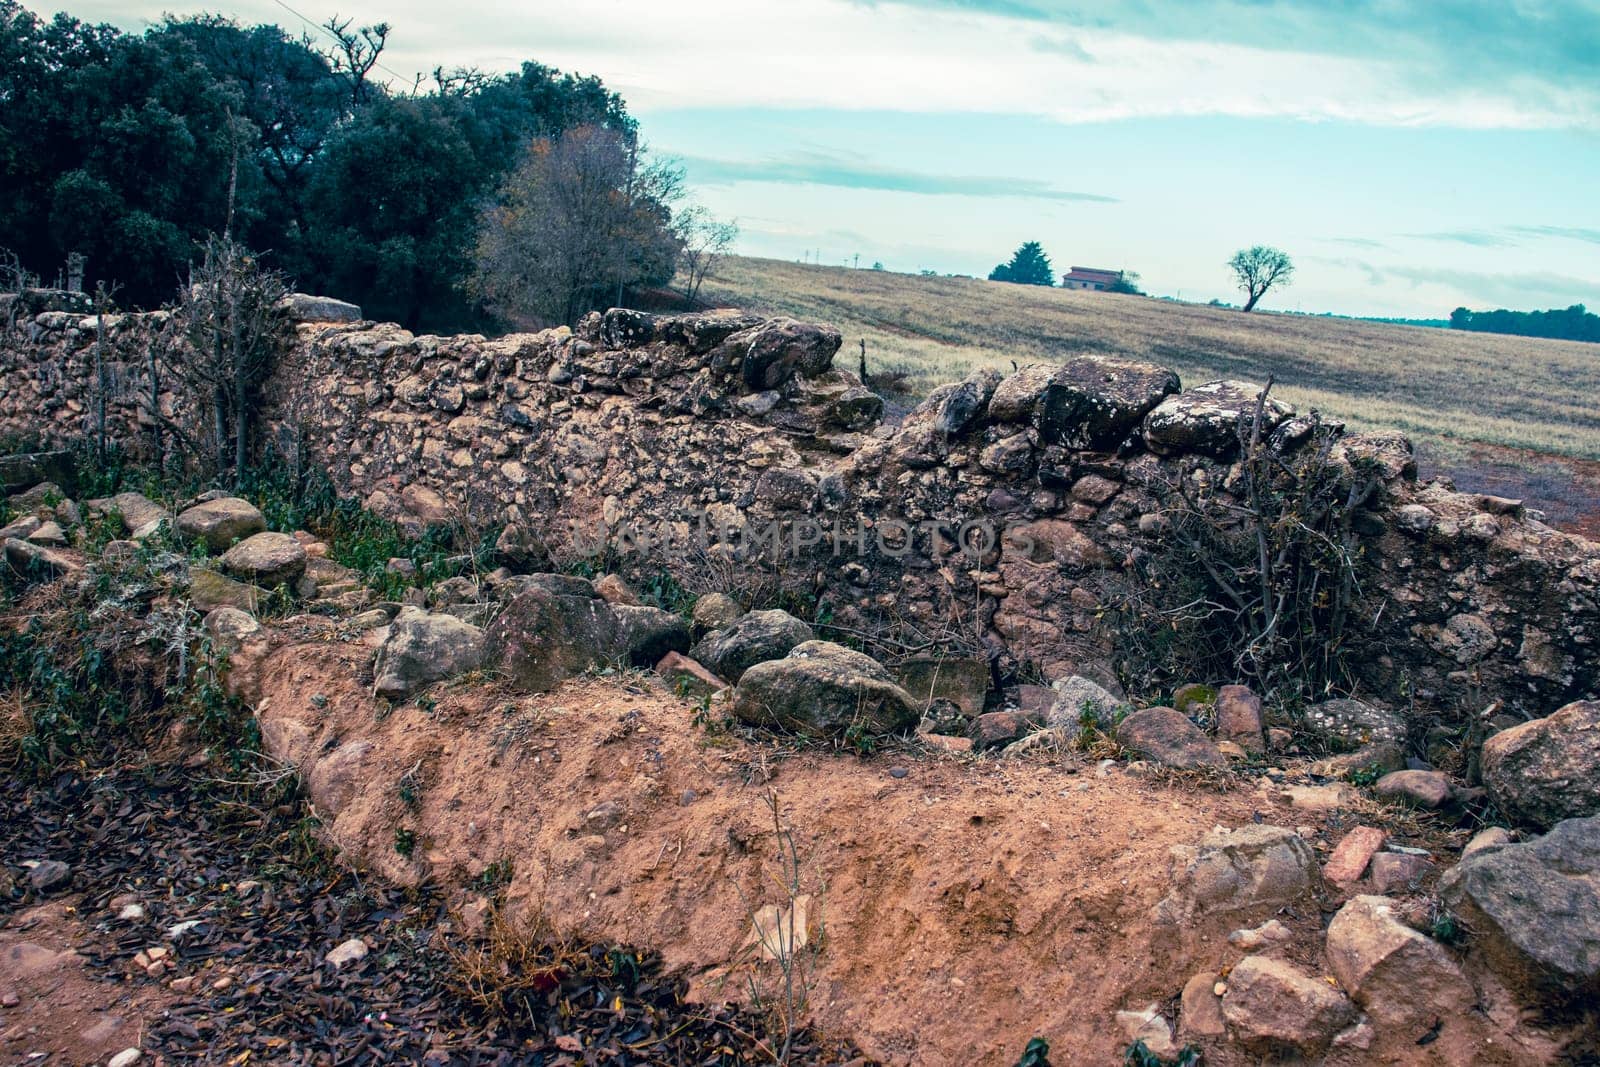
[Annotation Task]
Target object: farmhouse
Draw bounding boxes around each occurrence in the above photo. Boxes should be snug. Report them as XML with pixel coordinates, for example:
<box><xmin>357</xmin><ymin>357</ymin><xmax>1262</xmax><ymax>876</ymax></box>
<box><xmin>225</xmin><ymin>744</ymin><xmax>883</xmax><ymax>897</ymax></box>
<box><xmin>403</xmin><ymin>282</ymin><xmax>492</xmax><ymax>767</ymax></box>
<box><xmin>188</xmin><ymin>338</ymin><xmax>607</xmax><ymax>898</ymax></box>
<box><xmin>1062</xmin><ymin>265</ymin><xmax>1121</xmax><ymax>290</ymax></box>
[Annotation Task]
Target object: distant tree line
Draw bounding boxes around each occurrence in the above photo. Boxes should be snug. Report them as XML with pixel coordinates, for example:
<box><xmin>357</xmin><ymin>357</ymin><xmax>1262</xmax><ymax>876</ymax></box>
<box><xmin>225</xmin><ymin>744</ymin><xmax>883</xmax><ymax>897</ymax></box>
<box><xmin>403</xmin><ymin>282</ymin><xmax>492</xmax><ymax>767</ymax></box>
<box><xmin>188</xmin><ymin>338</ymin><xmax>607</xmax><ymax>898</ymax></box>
<box><xmin>0</xmin><ymin>2</ymin><xmax>732</xmax><ymax>331</ymax></box>
<box><xmin>1449</xmin><ymin>304</ymin><xmax>1600</xmax><ymax>344</ymax></box>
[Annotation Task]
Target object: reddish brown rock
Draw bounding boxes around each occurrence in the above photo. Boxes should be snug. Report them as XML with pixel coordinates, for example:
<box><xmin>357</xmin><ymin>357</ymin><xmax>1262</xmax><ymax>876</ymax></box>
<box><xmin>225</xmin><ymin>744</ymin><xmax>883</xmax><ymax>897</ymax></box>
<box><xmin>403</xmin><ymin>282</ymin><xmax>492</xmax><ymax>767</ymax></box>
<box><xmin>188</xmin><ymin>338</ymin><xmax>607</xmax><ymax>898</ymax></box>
<box><xmin>1324</xmin><ymin>826</ymin><xmax>1386</xmax><ymax>887</ymax></box>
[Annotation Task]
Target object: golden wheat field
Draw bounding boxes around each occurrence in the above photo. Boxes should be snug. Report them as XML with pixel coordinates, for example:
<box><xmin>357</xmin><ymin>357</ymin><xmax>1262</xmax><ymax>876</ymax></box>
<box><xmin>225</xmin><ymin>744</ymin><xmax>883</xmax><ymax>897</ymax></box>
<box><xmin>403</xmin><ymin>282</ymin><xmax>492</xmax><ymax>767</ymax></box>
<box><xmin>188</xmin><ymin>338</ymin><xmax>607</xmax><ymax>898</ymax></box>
<box><xmin>699</xmin><ymin>256</ymin><xmax>1600</xmax><ymax>464</ymax></box>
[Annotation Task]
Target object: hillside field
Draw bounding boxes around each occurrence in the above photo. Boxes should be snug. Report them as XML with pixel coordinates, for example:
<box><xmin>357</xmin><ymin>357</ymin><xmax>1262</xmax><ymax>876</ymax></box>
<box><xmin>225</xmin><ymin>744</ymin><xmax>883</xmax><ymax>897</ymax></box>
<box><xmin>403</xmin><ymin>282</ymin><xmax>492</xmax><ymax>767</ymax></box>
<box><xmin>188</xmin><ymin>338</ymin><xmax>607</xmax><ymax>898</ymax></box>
<box><xmin>699</xmin><ymin>256</ymin><xmax>1600</xmax><ymax>531</ymax></box>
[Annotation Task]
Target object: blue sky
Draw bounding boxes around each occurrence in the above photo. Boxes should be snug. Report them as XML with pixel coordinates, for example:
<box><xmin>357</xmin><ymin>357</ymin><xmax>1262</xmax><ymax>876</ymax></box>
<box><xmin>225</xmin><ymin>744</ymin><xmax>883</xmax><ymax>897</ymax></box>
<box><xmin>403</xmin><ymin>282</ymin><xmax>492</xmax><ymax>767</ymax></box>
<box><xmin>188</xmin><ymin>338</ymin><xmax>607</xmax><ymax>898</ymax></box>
<box><xmin>38</xmin><ymin>0</ymin><xmax>1600</xmax><ymax>316</ymax></box>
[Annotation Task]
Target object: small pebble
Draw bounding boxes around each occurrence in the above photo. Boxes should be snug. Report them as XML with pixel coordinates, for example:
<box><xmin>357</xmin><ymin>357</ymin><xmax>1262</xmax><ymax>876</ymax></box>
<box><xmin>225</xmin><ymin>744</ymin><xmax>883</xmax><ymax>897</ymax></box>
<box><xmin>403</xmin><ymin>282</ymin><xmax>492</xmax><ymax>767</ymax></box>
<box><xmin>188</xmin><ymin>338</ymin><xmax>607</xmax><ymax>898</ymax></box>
<box><xmin>889</xmin><ymin>767</ymin><xmax>909</xmax><ymax>779</ymax></box>
<box><xmin>108</xmin><ymin>1050</ymin><xmax>142</xmax><ymax>1067</ymax></box>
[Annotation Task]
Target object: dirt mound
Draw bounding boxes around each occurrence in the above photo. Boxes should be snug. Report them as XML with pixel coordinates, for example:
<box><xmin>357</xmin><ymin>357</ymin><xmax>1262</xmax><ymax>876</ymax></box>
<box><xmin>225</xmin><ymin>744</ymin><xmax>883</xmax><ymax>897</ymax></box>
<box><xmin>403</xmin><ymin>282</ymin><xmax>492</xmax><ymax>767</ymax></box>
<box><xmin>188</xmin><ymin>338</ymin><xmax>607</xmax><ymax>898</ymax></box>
<box><xmin>252</xmin><ymin>628</ymin><xmax>1551</xmax><ymax>1065</ymax></box>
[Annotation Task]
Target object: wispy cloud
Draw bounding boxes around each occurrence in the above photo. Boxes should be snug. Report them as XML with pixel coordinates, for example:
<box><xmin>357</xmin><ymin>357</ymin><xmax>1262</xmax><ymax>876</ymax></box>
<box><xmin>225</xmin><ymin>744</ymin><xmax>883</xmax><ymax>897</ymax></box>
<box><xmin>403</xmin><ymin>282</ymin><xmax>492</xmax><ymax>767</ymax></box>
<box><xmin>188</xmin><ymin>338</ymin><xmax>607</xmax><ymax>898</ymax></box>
<box><xmin>1323</xmin><ymin>256</ymin><xmax>1599</xmax><ymax>308</ymax></box>
<box><xmin>1510</xmin><ymin>224</ymin><xmax>1600</xmax><ymax>246</ymax></box>
<box><xmin>1322</xmin><ymin>237</ymin><xmax>1389</xmax><ymax>250</ymax></box>
<box><xmin>678</xmin><ymin>151</ymin><xmax>1118</xmax><ymax>202</ymax></box>
<box><xmin>1403</xmin><ymin>230</ymin><xmax>1520</xmax><ymax>248</ymax></box>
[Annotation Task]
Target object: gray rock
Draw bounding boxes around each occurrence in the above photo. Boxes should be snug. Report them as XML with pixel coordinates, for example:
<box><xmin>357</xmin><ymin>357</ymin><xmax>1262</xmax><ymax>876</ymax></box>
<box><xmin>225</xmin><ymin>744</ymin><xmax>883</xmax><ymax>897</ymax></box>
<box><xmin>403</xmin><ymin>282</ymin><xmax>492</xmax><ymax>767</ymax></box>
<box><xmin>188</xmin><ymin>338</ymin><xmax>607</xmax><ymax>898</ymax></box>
<box><xmin>25</xmin><ymin>520</ymin><xmax>65</xmax><ymax>546</ymax></box>
<box><xmin>690</xmin><ymin>609</ymin><xmax>814</xmax><ymax>683</ymax></box>
<box><xmin>609</xmin><ymin>604</ymin><xmax>691</xmax><ymax>666</ymax></box>
<box><xmin>1034</xmin><ymin>355</ymin><xmax>1180</xmax><ymax>449</ymax></box>
<box><xmin>4</xmin><ymin>537</ymin><xmax>80</xmax><ymax>578</ymax></box>
<box><xmin>176</xmin><ymin>497</ymin><xmax>266</xmax><ymax>553</ymax></box>
<box><xmin>282</xmin><ymin>292</ymin><xmax>362</xmax><ymax>323</ymax></box>
<box><xmin>1044</xmin><ymin>674</ymin><xmax>1124</xmax><ymax>730</ymax></box>
<box><xmin>934</xmin><ymin>369</ymin><xmax>1001</xmax><ymax>436</ymax></box>
<box><xmin>1116</xmin><ymin>707</ymin><xmax>1226</xmax><ymax>769</ymax></box>
<box><xmin>1302</xmin><ymin>697</ymin><xmax>1407</xmax><ymax>748</ymax></box>
<box><xmin>731</xmin><ymin>640</ymin><xmax>919</xmax><ymax>739</ymax></box>
<box><xmin>1143</xmin><ymin>379</ymin><xmax>1293</xmax><ymax>457</ymax></box>
<box><xmin>487</xmin><ymin>589</ymin><xmax>618</xmax><ymax>692</ymax></box>
<box><xmin>1481</xmin><ymin>700</ymin><xmax>1600</xmax><ymax>830</ymax></box>
<box><xmin>740</xmin><ymin>318</ymin><xmax>842</xmax><ymax>389</ymax></box>
<box><xmin>219</xmin><ymin>531</ymin><xmax>307</xmax><ymax>586</ymax></box>
<box><xmin>690</xmin><ymin>592</ymin><xmax>743</xmax><ymax>638</ymax></box>
<box><xmin>28</xmin><ymin>859</ymin><xmax>71</xmax><ymax>893</ymax></box>
<box><xmin>894</xmin><ymin>655</ymin><xmax>990</xmax><ymax>717</ymax></box>
<box><xmin>1221</xmin><ymin>956</ymin><xmax>1356</xmax><ymax>1056</ymax></box>
<box><xmin>0</xmin><ymin>515</ymin><xmax>41</xmax><ymax>541</ymax></box>
<box><xmin>1438</xmin><ymin>815</ymin><xmax>1600</xmax><ymax>996</ymax></box>
<box><xmin>87</xmin><ymin>492</ymin><xmax>165</xmax><ymax>539</ymax></box>
<box><xmin>1154</xmin><ymin>824</ymin><xmax>1320</xmax><ymax>925</ymax></box>
<box><xmin>373</xmin><ymin>607</ymin><xmax>486</xmax><ymax>699</ymax></box>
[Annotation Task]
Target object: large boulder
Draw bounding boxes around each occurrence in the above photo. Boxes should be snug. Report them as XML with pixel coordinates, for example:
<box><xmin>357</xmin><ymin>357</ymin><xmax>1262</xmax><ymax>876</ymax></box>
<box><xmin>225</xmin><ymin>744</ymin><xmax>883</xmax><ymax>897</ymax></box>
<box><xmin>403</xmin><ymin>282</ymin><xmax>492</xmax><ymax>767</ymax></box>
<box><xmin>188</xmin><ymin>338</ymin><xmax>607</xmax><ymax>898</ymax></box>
<box><xmin>1034</xmin><ymin>355</ymin><xmax>1180</xmax><ymax>449</ymax></box>
<box><xmin>1325</xmin><ymin>895</ymin><xmax>1475</xmax><ymax>1030</ymax></box>
<box><xmin>1143</xmin><ymin>380</ymin><xmax>1293</xmax><ymax>457</ymax></box>
<box><xmin>219</xmin><ymin>531</ymin><xmax>307</xmax><ymax>586</ymax></box>
<box><xmin>1221</xmin><ymin>956</ymin><xmax>1356</xmax><ymax>1056</ymax></box>
<box><xmin>740</xmin><ymin>319</ymin><xmax>841</xmax><ymax>390</ymax></box>
<box><xmin>1154</xmin><ymin>824</ymin><xmax>1320</xmax><ymax>925</ymax></box>
<box><xmin>731</xmin><ymin>640</ymin><xmax>920</xmax><ymax>739</ymax></box>
<box><xmin>1481</xmin><ymin>700</ymin><xmax>1600</xmax><ymax>830</ymax></box>
<box><xmin>1438</xmin><ymin>815</ymin><xmax>1600</xmax><ymax>996</ymax></box>
<box><xmin>372</xmin><ymin>607</ymin><xmax>486</xmax><ymax>699</ymax></box>
<box><xmin>281</xmin><ymin>292</ymin><xmax>362</xmax><ymax>323</ymax></box>
<box><xmin>4</xmin><ymin>537</ymin><xmax>81</xmax><ymax>578</ymax></box>
<box><xmin>689</xmin><ymin>609</ymin><xmax>814</xmax><ymax>683</ymax></box>
<box><xmin>1302</xmin><ymin>697</ymin><xmax>1407</xmax><ymax>748</ymax></box>
<box><xmin>1116</xmin><ymin>707</ymin><xmax>1226</xmax><ymax>769</ymax></box>
<box><xmin>485</xmin><ymin>589</ymin><xmax>687</xmax><ymax>692</ymax></box>
<box><xmin>486</xmin><ymin>589</ymin><xmax>621</xmax><ymax>692</ymax></box>
<box><xmin>176</xmin><ymin>497</ymin><xmax>266</xmax><ymax>553</ymax></box>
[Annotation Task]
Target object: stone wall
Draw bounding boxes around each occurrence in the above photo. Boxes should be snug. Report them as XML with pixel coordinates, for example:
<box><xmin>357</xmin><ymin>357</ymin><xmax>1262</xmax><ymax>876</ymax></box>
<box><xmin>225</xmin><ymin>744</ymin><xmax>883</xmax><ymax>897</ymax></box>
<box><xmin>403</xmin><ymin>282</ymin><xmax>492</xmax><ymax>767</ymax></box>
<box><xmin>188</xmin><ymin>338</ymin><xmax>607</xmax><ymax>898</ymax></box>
<box><xmin>3</xmin><ymin>300</ymin><xmax>1597</xmax><ymax>721</ymax></box>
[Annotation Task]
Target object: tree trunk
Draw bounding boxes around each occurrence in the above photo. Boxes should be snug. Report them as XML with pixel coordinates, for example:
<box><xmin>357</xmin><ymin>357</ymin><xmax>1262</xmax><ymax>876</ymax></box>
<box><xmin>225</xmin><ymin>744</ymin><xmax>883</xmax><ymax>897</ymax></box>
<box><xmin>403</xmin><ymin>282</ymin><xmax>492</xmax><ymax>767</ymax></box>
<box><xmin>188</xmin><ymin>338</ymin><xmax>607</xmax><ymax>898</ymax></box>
<box><xmin>1242</xmin><ymin>289</ymin><xmax>1262</xmax><ymax>312</ymax></box>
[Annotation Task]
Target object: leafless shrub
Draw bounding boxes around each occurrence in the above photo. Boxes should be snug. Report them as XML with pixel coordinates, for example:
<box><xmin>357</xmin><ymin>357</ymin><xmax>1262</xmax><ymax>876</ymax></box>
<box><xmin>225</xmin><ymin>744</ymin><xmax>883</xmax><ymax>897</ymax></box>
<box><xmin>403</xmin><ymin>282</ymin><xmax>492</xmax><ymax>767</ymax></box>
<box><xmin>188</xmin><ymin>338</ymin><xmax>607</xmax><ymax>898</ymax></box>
<box><xmin>1095</xmin><ymin>382</ymin><xmax>1380</xmax><ymax>706</ymax></box>
<box><xmin>169</xmin><ymin>236</ymin><xmax>289</xmax><ymax>482</ymax></box>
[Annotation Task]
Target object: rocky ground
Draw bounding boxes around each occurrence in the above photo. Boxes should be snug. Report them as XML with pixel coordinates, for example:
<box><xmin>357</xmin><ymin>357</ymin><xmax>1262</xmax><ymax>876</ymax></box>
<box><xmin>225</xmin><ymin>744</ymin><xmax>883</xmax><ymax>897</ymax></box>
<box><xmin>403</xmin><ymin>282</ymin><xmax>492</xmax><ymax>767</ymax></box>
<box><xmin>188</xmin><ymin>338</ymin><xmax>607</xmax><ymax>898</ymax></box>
<box><xmin>3</xmin><ymin>477</ymin><xmax>1600</xmax><ymax>1065</ymax></box>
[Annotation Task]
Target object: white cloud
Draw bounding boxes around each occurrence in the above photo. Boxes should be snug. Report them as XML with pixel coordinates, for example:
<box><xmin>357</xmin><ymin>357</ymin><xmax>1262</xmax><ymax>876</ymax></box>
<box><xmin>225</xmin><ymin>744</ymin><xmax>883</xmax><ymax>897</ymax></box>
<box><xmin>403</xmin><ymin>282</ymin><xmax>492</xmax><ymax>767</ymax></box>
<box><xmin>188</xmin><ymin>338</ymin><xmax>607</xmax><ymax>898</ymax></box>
<box><xmin>52</xmin><ymin>0</ymin><xmax>1590</xmax><ymax>128</ymax></box>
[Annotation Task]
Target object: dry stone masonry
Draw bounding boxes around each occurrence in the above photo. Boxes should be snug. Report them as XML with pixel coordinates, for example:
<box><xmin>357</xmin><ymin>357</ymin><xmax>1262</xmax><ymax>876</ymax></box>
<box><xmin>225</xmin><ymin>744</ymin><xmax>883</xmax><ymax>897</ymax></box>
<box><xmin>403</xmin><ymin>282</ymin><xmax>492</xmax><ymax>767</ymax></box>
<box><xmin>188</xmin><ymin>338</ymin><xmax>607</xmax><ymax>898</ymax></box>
<box><xmin>3</xmin><ymin>297</ymin><xmax>1597</xmax><ymax>729</ymax></box>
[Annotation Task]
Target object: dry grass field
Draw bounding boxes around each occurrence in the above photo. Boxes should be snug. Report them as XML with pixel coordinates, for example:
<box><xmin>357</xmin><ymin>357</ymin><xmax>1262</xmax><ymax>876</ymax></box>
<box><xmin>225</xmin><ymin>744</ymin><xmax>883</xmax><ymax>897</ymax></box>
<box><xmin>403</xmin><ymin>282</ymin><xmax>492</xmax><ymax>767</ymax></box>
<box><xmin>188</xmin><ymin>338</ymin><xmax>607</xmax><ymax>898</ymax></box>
<box><xmin>701</xmin><ymin>256</ymin><xmax>1600</xmax><ymax>459</ymax></box>
<box><xmin>699</xmin><ymin>256</ymin><xmax>1600</xmax><ymax>532</ymax></box>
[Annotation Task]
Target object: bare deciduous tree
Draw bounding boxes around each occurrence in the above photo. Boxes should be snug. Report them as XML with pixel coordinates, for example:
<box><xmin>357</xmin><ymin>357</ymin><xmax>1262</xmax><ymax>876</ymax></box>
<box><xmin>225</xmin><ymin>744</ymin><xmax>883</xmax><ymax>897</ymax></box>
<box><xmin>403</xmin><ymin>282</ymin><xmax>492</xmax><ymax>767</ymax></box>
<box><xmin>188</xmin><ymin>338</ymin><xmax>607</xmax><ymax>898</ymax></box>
<box><xmin>322</xmin><ymin>16</ymin><xmax>390</xmax><ymax>106</ymax></box>
<box><xmin>1227</xmin><ymin>245</ymin><xmax>1294</xmax><ymax>312</ymax></box>
<box><xmin>676</xmin><ymin>206</ymin><xmax>738</xmax><ymax>306</ymax></box>
<box><xmin>472</xmin><ymin>125</ymin><xmax>684</xmax><ymax>326</ymax></box>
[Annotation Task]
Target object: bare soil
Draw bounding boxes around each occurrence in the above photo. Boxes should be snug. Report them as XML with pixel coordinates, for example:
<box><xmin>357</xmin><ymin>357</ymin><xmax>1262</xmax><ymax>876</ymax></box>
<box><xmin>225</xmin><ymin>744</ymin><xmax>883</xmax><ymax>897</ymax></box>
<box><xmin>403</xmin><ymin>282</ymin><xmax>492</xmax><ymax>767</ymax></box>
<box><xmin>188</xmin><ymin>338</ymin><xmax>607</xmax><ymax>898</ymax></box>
<box><xmin>0</xmin><ymin>901</ymin><xmax>170</xmax><ymax>1066</ymax></box>
<box><xmin>254</xmin><ymin>627</ymin><xmax>1565</xmax><ymax>1066</ymax></box>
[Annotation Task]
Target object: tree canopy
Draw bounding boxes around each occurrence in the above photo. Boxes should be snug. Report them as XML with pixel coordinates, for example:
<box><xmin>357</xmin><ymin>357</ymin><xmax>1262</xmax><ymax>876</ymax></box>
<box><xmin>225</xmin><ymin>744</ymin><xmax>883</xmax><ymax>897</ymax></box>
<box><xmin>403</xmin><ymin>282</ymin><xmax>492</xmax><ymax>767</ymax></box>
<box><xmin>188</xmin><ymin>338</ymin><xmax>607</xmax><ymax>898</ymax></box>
<box><xmin>989</xmin><ymin>241</ymin><xmax>1055</xmax><ymax>287</ymax></box>
<box><xmin>1450</xmin><ymin>304</ymin><xmax>1600</xmax><ymax>344</ymax></box>
<box><xmin>0</xmin><ymin>1</ymin><xmax>637</xmax><ymax>329</ymax></box>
